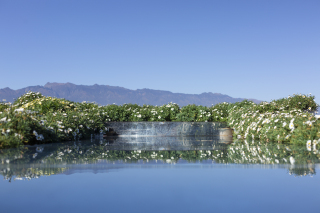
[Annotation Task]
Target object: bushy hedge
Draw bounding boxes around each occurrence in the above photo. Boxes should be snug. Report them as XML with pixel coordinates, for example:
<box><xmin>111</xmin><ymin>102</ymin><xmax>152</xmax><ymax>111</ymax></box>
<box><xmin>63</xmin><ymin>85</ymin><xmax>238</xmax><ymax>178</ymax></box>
<box><xmin>0</xmin><ymin>92</ymin><xmax>319</xmax><ymax>148</ymax></box>
<box><xmin>0</xmin><ymin>92</ymin><xmax>230</xmax><ymax>148</ymax></box>
<box><xmin>227</xmin><ymin>94</ymin><xmax>319</xmax><ymax>146</ymax></box>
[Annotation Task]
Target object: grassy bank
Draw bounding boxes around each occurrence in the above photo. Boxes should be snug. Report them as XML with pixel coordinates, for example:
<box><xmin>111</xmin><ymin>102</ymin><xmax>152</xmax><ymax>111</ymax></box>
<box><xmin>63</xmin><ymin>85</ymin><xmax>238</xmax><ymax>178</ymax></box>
<box><xmin>0</xmin><ymin>92</ymin><xmax>319</xmax><ymax>148</ymax></box>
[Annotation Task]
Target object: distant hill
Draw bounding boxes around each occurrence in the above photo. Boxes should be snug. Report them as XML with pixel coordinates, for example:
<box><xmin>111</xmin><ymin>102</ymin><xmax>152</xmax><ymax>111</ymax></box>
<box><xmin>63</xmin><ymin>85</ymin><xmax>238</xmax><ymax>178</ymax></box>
<box><xmin>0</xmin><ymin>82</ymin><xmax>262</xmax><ymax>106</ymax></box>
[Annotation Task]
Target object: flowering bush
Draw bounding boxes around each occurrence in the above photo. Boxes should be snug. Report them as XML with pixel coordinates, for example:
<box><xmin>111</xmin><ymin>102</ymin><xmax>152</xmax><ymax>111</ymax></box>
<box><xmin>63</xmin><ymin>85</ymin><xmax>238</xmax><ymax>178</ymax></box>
<box><xmin>175</xmin><ymin>103</ymin><xmax>228</xmax><ymax>122</ymax></box>
<box><xmin>0</xmin><ymin>92</ymin><xmax>109</xmax><ymax>148</ymax></box>
<box><xmin>227</xmin><ymin>94</ymin><xmax>319</xmax><ymax>145</ymax></box>
<box><xmin>103</xmin><ymin>103</ymin><xmax>181</xmax><ymax>122</ymax></box>
<box><xmin>0</xmin><ymin>92</ymin><xmax>319</xmax><ymax>148</ymax></box>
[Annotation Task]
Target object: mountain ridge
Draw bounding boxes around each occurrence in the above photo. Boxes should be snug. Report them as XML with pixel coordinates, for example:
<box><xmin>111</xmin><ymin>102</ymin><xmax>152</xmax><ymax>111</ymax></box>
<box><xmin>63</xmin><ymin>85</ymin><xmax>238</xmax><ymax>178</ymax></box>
<box><xmin>0</xmin><ymin>82</ymin><xmax>262</xmax><ymax>106</ymax></box>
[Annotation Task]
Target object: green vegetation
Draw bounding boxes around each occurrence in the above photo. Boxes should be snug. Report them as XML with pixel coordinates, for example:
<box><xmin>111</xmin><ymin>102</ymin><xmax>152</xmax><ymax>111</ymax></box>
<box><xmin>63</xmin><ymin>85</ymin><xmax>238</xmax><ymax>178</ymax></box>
<box><xmin>227</xmin><ymin>94</ymin><xmax>320</xmax><ymax>146</ymax></box>
<box><xmin>0</xmin><ymin>92</ymin><xmax>319</xmax><ymax>148</ymax></box>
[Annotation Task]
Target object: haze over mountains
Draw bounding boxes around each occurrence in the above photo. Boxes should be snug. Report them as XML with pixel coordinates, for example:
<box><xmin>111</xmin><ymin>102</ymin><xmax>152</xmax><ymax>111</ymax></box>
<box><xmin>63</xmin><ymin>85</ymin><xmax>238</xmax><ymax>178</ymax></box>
<box><xmin>0</xmin><ymin>82</ymin><xmax>262</xmax><ymax>106</ymax></box>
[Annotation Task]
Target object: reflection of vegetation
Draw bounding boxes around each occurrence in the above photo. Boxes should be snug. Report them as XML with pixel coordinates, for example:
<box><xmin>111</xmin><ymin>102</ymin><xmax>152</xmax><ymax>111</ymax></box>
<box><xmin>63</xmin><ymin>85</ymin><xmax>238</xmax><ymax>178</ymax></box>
<box><xmin>0</xmin><ymin>166</ymin><xmax>67</xmax><ymax>182</ymax></box>
<box><xmin>223</xmin><ymin>140</ymin><xmax>320</xmax><ymax>165</ymax></box>
<box><xmin>1</xmin><ymin>140</ymin><xmax>319</xmax><ymax>181</ymax></box>
<box><xmin>288</xmin><ymin>166</ymin><xmax>316</xmax><ymax>177</ymax></box>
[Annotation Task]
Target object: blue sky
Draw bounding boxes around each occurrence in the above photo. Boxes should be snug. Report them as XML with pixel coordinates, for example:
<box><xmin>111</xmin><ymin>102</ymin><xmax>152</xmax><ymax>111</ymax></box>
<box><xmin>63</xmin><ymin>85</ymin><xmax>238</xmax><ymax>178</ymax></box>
<box><xmin>1</xmin><ymin>0</ymin><xmax>319</xmax><ymax>103</ymax></box>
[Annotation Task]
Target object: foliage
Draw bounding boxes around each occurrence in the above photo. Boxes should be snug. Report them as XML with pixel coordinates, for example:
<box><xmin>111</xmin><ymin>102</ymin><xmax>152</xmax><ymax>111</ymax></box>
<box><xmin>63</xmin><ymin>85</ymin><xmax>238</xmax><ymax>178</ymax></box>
<box><xmin>1</xmin><ymin>92</ymin><xmax>109</xmax><ymax>148</ymax></box>
<box><xmin>175</xmin><ymin>102</ymin><xmax>229</xmax><ymax>122</ymax></box>
<box><xmin>0</xmin><ymin>92</ymin><xmax>319</xmax><ymax>148</ymax></box>
<box><xmin>227</xmin><ymin>94</ymin><xmax>319</xmax><ymax>146</ymax></box>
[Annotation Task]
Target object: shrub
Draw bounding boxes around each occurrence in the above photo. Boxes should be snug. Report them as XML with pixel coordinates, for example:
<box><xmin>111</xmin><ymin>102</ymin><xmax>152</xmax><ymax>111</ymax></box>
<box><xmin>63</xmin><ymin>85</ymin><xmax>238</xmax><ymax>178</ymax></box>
<box><xmin>227</xmin><ymin>94</ymin><xmax>319</xmax><ymax>146</ymax></box>
<box><xmin>0</xmin><ymin>92</ymin><xmax>319</xmax><ymax>148</ymax></box>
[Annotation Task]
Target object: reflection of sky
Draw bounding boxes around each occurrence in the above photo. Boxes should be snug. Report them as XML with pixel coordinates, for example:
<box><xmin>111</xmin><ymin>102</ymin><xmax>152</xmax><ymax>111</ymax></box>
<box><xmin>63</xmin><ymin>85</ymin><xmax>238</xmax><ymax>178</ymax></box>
<box><xmin>1</xmin><ymin>165</ymin><xmax>319</xmax><ymax>213</ymax></box>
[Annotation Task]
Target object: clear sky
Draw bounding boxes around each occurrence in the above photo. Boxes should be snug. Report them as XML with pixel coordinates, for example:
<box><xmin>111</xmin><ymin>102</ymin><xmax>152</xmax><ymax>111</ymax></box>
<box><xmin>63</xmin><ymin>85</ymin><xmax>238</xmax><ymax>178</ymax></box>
<box><xmin>1</xmin><ymin>0</ymin><xmax>319</xmax><ymax>103</ymax></box>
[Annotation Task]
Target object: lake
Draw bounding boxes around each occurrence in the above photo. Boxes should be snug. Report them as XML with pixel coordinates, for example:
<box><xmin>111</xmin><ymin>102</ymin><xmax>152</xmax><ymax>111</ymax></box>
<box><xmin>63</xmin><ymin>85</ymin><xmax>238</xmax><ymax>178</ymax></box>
<box><xmin>1</xmin><ymin>137</ymin><xmax>319</xmax><ymax>213</ymax></box>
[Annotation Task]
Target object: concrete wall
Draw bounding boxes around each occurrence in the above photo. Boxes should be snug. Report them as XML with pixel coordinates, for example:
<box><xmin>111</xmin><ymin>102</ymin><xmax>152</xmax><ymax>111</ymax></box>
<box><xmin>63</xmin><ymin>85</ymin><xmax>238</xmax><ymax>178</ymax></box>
<box><xmin>105</xmin><ymin>122</ymin><xmax>232</xmax><ymax>138</ymax></box>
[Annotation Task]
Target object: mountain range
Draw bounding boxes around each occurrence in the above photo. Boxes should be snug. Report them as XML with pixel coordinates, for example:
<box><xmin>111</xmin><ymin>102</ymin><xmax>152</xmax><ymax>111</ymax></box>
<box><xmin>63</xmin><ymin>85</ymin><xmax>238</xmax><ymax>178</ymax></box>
<box><xmin>0</xmin><ymin>82</ymin><xmax>262</xmax><ymax>106</ymax></box>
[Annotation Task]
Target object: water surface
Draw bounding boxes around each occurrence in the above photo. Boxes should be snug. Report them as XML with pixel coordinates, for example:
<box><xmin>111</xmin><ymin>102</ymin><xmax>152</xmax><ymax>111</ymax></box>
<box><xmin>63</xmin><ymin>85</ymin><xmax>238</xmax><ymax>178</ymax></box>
<box><xmin>1</xmin><ymin>137</ymin><xmax>319</xmax><ymax>213</ymax></box>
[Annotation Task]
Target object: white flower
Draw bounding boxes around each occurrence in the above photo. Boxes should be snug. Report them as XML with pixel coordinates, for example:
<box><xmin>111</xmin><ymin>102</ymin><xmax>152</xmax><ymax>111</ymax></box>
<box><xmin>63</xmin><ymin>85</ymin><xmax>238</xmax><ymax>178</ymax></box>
<box><xmin>158</xmin><ymin>116</ymin><xmax>161</xmax><ymax>119</ymax></box>
<box><xmin>289</xmin><ymin>122</ymin><xmax>294</xmax><ymax>131</ymax></box>
<box><xmin>36</xmin><ymin>134</ymin><xmax>44</xmax><ymax>141</ymax></box>
<box><xmin>137</xmin><ymin>114</ymin><xmax>141</xmax><ymax>118</ymax></box>
<box><xmin>171</xmin><ymin>108</ymin><xmax>174</xmax><ymax>111</ymax></box>
<box><xmin>313</xmin><ymin>140</ymin><xmax>318</xmax><ymax>150</ymax></box>
<box><xmin>14</xmin><ymin>108</ymin><xmax>24</xmax><ymax>112</ymax></box>
<box><xmin>36</xmin><ymin>147</ymin><xmax>44</xmax><ymax>153</ymax></box>
<box><xmin>282</xmin><ymin>122</ymin><xmax>287</xmax><ymax>127</ymax></box>
<box><xmin>289</xmin><ymin>157</ymin><xmax>295</xmax><ymax>165</ymax></box>
<box><xmin>306</xmin><ymin>140</ymin><xmax>312</xmax><ymax>146</ymax></box>
<box><xmin>306</xmin><ymin>140</ymin><xmax>312</xmax><ymax>151</ymax></box>
<box><xmin>305</xmin><ymin>121</ymin><xmax>312</xmax><ymax>126</ymax></box>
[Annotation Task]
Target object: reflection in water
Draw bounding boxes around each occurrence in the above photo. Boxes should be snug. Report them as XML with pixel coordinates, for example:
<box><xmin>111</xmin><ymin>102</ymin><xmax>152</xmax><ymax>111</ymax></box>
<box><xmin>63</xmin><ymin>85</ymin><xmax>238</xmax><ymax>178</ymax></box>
<box><xmin>1</xmin><ymin>136</ymin><xmax>319</xmax><ymax>181</ymax></box>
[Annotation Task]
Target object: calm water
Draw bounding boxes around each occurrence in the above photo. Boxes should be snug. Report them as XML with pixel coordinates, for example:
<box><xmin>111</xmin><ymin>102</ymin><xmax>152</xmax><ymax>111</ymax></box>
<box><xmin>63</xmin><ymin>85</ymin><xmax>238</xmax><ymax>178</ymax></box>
<box><xmin>1</xmin><ymin>137</ymin><xmax>319</xmax><ymax>213</ymax></box>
